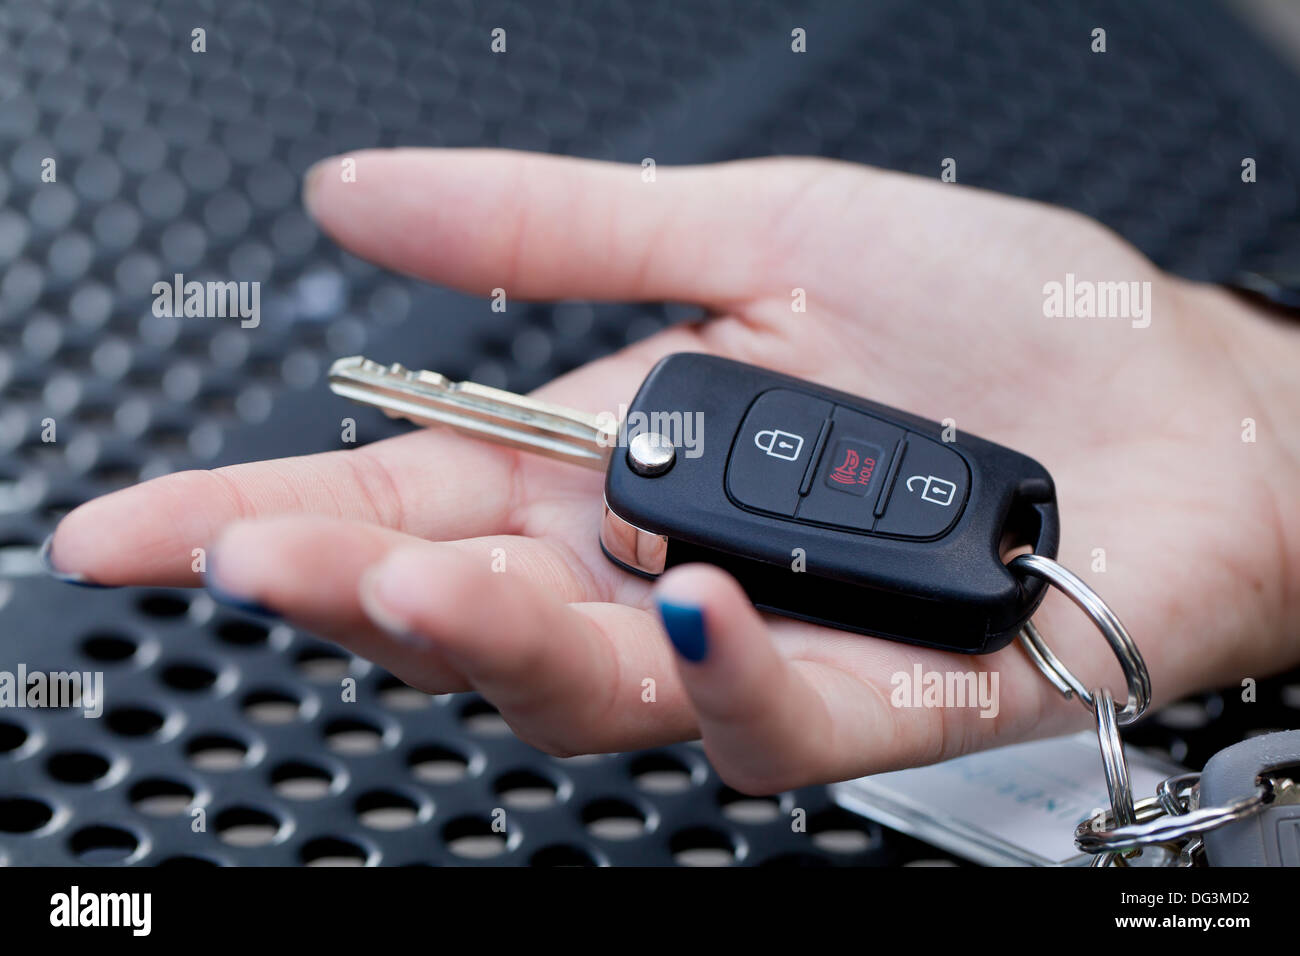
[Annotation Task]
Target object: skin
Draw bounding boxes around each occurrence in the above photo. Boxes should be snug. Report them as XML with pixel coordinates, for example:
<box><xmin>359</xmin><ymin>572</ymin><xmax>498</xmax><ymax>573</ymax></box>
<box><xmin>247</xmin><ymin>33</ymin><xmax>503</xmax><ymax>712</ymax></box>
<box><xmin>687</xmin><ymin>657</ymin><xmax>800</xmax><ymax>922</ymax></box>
<box><xmin>47</xmin><ymin>149</ymin><xmax>1300</xmax><ymax>794</ymax></box>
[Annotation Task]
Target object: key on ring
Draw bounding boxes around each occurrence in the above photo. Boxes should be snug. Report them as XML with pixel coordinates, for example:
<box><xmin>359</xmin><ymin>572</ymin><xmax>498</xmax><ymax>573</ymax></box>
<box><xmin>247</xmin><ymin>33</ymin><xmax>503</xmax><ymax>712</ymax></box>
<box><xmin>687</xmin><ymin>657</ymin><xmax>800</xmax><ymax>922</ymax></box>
<box><xmin>1201</xmin><ymin>730</ymin><xmax>1300</xmax><ymax>866</ymax></box>
<box><xmin>329</xmin><ymin>352</ymin><xmax>1060</xmax><ymax>654</ymax></box>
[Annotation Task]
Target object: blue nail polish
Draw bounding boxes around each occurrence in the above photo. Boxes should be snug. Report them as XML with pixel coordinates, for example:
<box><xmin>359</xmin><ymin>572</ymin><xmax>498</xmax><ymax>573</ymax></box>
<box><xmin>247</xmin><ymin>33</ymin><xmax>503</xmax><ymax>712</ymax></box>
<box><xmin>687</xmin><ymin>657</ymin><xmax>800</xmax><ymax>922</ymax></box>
<box><xmin>40</xmin><ymin>534</ymin><xmax>120</xmax><ymax>589</ymax></box>
<box><xmin>204</xmin><ymin>570</ymin><xmax>281</xmax><ymax>621</ymax></box>
<box><xmin>656</xmin><ymin>600</ymin><xmax>708</xmax><ymax>663</ymax></box>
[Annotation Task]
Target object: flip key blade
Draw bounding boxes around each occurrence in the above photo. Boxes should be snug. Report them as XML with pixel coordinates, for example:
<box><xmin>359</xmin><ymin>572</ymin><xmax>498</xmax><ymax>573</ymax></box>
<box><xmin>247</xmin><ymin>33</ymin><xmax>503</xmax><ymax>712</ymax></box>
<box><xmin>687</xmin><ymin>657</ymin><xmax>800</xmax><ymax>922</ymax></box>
<box><xmin>328</xmin><ymin>356</ymin><xmax>616</xmax><ymax>469</ymax></box>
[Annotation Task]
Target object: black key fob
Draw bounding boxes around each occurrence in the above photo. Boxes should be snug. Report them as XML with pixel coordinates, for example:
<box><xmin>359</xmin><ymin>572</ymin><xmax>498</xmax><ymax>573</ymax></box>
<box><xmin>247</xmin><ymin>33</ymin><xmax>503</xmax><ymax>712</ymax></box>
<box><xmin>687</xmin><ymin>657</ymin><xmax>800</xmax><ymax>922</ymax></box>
<box><xmin>601</xmin><ymin>353</ymin><xmax>1059</xmax><ymax>653</ymax></box>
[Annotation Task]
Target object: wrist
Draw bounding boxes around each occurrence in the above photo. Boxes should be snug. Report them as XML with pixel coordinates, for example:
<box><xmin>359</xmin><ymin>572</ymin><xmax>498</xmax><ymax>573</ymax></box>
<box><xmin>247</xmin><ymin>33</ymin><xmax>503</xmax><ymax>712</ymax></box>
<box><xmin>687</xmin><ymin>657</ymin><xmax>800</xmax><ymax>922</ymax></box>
<box><xmin>1181</xmin><ymin>279</ymin><xmax>1300</xmax><ymax>673</ymax></box>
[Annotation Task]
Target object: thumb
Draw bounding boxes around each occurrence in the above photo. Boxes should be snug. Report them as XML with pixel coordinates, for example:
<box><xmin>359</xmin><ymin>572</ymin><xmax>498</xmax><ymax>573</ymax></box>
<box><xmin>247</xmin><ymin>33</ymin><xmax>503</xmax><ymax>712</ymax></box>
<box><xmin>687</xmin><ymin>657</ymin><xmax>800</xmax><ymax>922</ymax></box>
<box><xmin>652</xmin><ymin>564</ymin><xmax>838</xmax><ymax>794</ymax></box>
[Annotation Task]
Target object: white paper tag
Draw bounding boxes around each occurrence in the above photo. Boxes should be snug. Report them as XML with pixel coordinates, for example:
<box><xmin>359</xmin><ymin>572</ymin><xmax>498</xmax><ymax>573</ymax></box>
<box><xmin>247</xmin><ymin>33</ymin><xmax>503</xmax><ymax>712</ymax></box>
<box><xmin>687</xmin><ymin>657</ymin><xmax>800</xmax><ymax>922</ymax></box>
<box><xmin>832</xmin><ymin>733</ymin><xmax>1184</xmax><ymax>866</ymax></box>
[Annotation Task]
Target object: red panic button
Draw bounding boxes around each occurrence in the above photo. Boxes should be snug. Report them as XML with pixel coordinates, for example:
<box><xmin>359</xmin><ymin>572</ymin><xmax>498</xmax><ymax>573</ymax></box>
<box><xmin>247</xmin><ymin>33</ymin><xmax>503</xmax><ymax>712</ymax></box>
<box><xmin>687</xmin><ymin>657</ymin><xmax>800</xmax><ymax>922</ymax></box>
<box><xmin>792</xmin><ymin>406</ymin><xmax>904</xmax><ymax>532</ymax></box>
<box><xmin>823</xmin><ymin>438</ymin><xmax>883</xmax><ymax>498</ymax></box>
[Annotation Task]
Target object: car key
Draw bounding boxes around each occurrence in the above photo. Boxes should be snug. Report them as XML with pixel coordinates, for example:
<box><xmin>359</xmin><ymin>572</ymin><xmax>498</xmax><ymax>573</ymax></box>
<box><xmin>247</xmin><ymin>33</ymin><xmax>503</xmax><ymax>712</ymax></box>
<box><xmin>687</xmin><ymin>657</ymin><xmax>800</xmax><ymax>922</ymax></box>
<box><xmin>328</xmin><ymin>354</ymin><xmax>618</xmax><ymax>467</ymax></box>
<box><xmin>1200</xmin><ymin>730</ymin><xmax>1300</xmax><ymax>866</ymax></box>
<box><xmin>329</xmin><ymin>352</ymin><xmax>1059</xmax><ymax>654</ymax></box>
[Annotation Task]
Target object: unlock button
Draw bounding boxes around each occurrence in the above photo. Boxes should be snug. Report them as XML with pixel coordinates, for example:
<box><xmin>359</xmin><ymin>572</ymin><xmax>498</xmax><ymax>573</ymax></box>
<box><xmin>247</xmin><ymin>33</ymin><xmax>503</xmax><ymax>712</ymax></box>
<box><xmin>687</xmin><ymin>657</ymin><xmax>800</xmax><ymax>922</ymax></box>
<box><xmin>905</xmin><ymin>473</ymin><xmax>957</xmax><ymax>507</ymax></box>
<box><xmin>875</xmin><ymin>437</ymin><xmax>970</xmax><ymax>539</ymax></box>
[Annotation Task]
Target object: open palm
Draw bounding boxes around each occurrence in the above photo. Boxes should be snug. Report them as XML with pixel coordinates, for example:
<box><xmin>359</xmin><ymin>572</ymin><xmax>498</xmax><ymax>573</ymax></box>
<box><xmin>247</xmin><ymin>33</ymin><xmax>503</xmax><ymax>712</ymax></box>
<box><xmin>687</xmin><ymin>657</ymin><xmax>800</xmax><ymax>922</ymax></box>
<box><xmin>50</xmin><ymin>150</ymin><xmax>1300</xmax><ymax>793</ymax></box>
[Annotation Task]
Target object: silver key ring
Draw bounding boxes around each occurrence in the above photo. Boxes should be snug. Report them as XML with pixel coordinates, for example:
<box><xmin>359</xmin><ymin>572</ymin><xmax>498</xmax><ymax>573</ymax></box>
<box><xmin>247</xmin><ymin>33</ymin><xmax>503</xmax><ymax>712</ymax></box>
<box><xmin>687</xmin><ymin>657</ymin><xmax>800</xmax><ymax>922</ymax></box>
<box><xmin>1074</xmin><ymin>785</ymin><xmax>1271</xmax><ymax>852</ymax></box>
<box><xmin>1156</xmin><ymin>771</ymin><xmax>1200</xmax><ymax>818</ymax></box>
<box><xmin>1093</xmin><ymin>687</ymin><xmax>1136</xmax><ymax>827</ymax></box>
<box><xmin>1090</xmin><ymin>842</ymin><xmax>1186</xmax><ymax>867</ymax></box>
<box><xmin>1010</xmin><ymin>553</ymin><xmax>1152</xmax><ymax>725</ymax></box>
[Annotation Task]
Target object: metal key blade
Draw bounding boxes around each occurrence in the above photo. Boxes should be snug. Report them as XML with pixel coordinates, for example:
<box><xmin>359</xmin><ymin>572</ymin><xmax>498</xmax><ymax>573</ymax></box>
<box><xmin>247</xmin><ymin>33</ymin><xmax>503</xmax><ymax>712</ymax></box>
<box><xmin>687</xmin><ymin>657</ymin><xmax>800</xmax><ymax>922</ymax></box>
<box><xmin>328</xmin><ymin>356</ymin><xmax>616</xmax><ymax>470</ymax></box>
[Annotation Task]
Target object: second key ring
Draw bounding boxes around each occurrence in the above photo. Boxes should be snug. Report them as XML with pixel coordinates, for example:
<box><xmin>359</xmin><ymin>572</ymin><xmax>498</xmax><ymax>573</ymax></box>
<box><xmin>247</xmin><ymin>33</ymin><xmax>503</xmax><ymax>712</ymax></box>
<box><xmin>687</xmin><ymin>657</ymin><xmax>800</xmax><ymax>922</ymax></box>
<box><xmin>1093</xmin><ymin>686</ymin><xmax>1136</xmax><ymax>827</ymax></box>
<box><xmin>1010</xmin><ymin>553</ymin><xmax>1152</xmax><ymax>725</ymax></box>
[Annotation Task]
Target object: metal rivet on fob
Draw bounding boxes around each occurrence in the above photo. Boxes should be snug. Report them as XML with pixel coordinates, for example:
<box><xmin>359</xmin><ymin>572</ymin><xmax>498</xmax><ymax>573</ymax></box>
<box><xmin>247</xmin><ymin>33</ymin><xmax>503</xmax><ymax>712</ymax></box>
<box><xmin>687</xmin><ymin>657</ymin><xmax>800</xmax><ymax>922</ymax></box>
<box><xmin>627</xmin><ymin>432</ymin><xmax>675</xmax><ymax>476</ymax></box>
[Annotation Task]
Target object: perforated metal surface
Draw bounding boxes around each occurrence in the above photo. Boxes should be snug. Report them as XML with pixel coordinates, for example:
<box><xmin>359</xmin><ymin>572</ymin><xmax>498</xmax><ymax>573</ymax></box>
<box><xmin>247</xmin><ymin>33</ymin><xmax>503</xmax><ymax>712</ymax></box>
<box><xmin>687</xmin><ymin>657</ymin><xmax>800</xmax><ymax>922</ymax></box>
<box><xmin>1</xmin><ymin>585</ymin><xmax>913</xmax><ymax>866</ymax></box>
<box><xmin>1</xmin><ymin>0</ymin><xmax>1299</xmax><ymax>865</ymax></box>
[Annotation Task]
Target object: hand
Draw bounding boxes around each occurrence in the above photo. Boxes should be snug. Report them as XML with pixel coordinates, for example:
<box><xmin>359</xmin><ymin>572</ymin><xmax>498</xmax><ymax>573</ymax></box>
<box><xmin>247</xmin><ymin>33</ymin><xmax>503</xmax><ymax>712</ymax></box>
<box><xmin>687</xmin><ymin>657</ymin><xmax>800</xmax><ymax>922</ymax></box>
<box><xmin>49</xmin><ymin>150</ymin><xmax>1300</xmax><ymax>793</ymax></box>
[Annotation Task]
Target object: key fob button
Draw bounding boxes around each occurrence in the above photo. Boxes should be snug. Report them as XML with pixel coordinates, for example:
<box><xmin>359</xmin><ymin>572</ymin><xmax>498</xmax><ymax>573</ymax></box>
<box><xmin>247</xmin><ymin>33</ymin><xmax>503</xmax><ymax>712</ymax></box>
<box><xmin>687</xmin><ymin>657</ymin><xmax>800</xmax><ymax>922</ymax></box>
<box><xmin>726</xmin><ymin>389</ymin><xmax>833</xmax><ymax>516</ymax></box>
<box><xmin>794</xmin><ymin>406</ymin><xmax>904</xmax><ymax>531</ymax></box>
<box><xmin>875</xmin><ymin>436</ymin><xmax>970</xmax><ymax>538</ymax></box>
<box><xmin>821</xmin><ymin>437</ymin><xmax>885</xmax><ymax>497</ymax></box>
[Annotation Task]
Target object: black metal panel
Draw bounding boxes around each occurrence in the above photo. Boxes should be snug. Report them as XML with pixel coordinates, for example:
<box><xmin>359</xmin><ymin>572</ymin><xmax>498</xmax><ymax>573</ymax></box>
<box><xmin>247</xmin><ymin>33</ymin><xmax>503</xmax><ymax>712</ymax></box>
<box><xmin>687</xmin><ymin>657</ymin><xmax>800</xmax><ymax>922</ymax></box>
<box><xmin>1</xmin><ymin>0</ymin><xmax>1298</xmax><ymax>865</ymax></box>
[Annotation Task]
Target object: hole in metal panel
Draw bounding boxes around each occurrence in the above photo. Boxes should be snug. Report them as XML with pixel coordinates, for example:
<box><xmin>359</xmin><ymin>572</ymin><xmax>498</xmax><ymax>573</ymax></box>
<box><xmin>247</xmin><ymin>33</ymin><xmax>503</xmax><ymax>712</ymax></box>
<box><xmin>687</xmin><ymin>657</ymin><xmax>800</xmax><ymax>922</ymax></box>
<box><xmin>0</xmin><ymin>796</ymin><xmax>54</xmax><ymax>833</ymax></box>
<box><xmin>630</xmin><ymin>752</ymin><xmax>694</xmax><ymax>795</ymax></box>
<box><xmin>137</xmin><ymin>593</ymin><xmax>190</xmax><ymax>618</ymax></box>
<box><xmin>130</xmin><ymin>778</ymin><xmax>195</xmax><ymax>816</ymax></box>
<box><xmin>355</xmin><ymin>790</ymin><xmax>420</xmax><ymax>830</ymax></box>
<box><xmin>80</xmin><ymin>631</ymin><xmax>138</xmax><ymax>662</ymax></box>
<box><xmin>215</xmin><ymin>619</ymin><xmax>270</xmax><ymax>647</ymax></box>
<box><xmin>295</xmin><ymin>646</ymin><xmax>351</xmax><ymax>682</ymax></box>
<box><xmin>530</xmin><ymin>844</ymin><xmax>599</xmax><ymax>867</ymax></box>
<box><xmin>495</xmin><ymin>770</ymin><xmax>559</xmax><ymax>810</ymax></box>
<box><xmin>106</xmin><ymin>705</ymin><xmax>166</xmax><ymax>738</ymax></box>
<box><xmin>459</xmin><ymin>697</ymin><xmax>511</xmax><ymax>736</ymax></box>
<box><xmin>215</xmin><ymin>806</ymin><xmax>283</xmax><ymax>847</ymax></box>
<box><xmin>242</xmin><ymin>689</ymin><xmax>304</xmax><ymax>724</ymax></box>
<box><xmin>443</xmin><ymin>815</ymin><xmax>508</xmax><ymax>859</ymax></box>
<box><xmin>582</xmin><ymin>798</ymin><xmax>648</xmax><ymax>841</ymax></box>
<box><xmin>271</xmin><ymin>760</ymin><xmax>337</xmax><ymax>800</ymax></box>
<box><xmin>408</xmin><ymin>744</ymin><xmax>470</xmax><ymax>785</ymax></box>
<box><xmin>301</xmin><ymin>836</ymin><xmax>369</xmax><ymax>867</ymax></box>
<box><xmin>324</xmin><ymin>717</ymin><xmax>386</xmax><ymax>755</ymax></box>
<box><xmin>809</xmin><ymin>808</ymin><xmax>879</xmax><ymax>855</ymax></box>
<box><xmin>719</xmin><ymin>787</ymin><xmax>782</xmax><ymax>825</ymax></box>
<box><xmin>160</xmin><ymin>661</ymin><xmax>218</xmax><ymax>692</ymax></box>
<box><xmin>70</xmin><ymin>824</ymin><xmax>140</xmax><ymax>863</ymax></box>
<box><xmin>46</xmin><ymin>749</ymin><xmax>111</xmax><ymax>784</ymax></box>
<box><xmin>670</xmin><ymin>827</ymin><xmax>736</xmax><ymax>867</ymax></box>
<box><xmin>0</xmin><ymin>719</ymin><xmax>29</xmax><ymax>754</ymax></box>
<box><xmin>186</xmin><ymin>734</ymin><xmax>251</xmax><ymax>772</ymax></box>
<box><xmin>376</xmin><ymin>674</ymin><xmax>431</xmax><ymax>711</ymax></box>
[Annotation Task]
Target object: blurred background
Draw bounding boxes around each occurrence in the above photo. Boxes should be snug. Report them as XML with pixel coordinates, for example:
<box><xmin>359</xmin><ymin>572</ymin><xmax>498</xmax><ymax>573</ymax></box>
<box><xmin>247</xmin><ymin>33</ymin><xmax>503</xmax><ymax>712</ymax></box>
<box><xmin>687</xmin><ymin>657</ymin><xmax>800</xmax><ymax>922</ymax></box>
<box><xmin>1</xmin><ymin>0</ymin><xmax>1298</xmax><ymax>866</ymax></box>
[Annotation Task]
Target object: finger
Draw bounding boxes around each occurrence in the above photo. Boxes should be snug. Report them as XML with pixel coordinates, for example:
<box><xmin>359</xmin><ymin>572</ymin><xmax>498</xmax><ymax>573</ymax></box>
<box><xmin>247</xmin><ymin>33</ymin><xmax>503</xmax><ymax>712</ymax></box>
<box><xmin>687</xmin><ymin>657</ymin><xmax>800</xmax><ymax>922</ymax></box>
<box><xmin>303</xmin><ymin>148</ymin><xmax>822</xmax><ymax>306</ymax></box>
<box><xmin>205</xmin><ymin>515</ymin><xmax>609</xmax><ymax>694</ymax></box>
<box><xmin>205</xmin><ymin>515</ymin><xmax>470</xmax><ymax>692</ymax></box>
<box><xmin>358</xmin><ymin>544</ymin><xmax>698</xmax><ymax>753</ymax></box>
<box><xmin>45</xmin><ymin>427</ymin><xmax>530</xmax><ymax>587</ymax></box>
<box><xmin>652</xmin><ymin>564</ymin><xmax>851</xmax><ymax>794</ymax></box>
<box><xmin>654</xmin><ymin>564</ymin><xmax>1085</xmax><ymax>792</ymax></box>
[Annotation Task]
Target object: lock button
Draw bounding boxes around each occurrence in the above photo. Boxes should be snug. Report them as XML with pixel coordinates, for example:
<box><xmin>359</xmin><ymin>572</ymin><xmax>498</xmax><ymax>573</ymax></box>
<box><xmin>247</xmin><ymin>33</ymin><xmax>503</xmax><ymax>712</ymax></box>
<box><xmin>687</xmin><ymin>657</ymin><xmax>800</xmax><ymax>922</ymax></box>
<box><xmin>874</xmin><ymin>436</ymin><xmax>970</xmax><ymax>539</ymax></box>
<box><xmin>726</xmin><ymin>389</ymin><xmax>834</xmax><ymax>516</ymax></box>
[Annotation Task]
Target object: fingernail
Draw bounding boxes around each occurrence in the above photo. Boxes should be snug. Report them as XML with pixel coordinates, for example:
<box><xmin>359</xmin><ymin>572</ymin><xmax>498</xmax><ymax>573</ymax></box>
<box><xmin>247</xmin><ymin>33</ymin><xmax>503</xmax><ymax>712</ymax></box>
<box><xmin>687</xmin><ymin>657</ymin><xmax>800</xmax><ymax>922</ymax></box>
<box><xmin>301</xmin><ymin>157</ymin><xmax>334</xmax><ymax>217</ymax></box>
<box><xmin>40</xmin><ymin>533</ymin><xmax>119</xmax><ymax>589</ymax></box>
<box><xmin>656</xmin><ymin>599</ymin><xmax>708</xmax><ymax>663</ymax></box>
<box><xmin>358</xmin><ymin>566</ymin><xmax>420</xmax><ymax>645</ymax></box>
<box><xmin>203</xmin><ymin>563</ymin><xmax>280</xmax><ymax>620</ymax></box>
